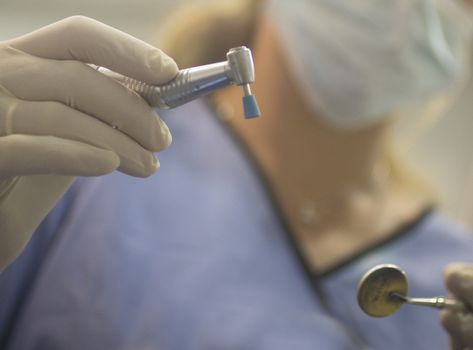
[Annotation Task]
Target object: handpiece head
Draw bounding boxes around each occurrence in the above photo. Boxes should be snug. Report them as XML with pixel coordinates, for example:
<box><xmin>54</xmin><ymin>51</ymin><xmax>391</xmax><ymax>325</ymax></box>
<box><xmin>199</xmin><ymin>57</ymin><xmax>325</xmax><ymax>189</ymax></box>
<box><xmin>227</xmin><ymin>46</ymin><xmax>261</xmax><ymax>119</ymax></box>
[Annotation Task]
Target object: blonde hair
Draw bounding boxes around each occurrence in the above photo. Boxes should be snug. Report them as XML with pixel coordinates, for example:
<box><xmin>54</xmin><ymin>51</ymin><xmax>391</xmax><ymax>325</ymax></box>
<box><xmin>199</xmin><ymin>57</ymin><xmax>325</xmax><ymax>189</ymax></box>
<box><xmin>155</xmin><ymin>0</ymin><xmax>263</xmax><ymax>68</ymax></box>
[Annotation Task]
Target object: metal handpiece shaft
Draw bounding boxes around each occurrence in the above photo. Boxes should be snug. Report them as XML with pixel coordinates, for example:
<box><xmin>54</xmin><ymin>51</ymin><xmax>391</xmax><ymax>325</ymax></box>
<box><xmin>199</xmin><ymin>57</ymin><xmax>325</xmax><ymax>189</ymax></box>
<box><xmin>97</xmin><ymin>61</ymin><xmax>233</xmax><ymax>109</ymax></box>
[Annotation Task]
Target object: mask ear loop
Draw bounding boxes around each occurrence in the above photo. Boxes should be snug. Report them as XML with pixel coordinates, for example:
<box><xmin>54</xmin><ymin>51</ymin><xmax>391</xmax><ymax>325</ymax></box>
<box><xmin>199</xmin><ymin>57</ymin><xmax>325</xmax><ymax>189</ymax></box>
<box><xmin>393</xmin><ymin>84</ymin><xmax>472</xmax><ymax>222</ymax></box>
<box><xmin>395</xmin><ymin>92</ymin><xmax>455</xmax><ymax>154</ymax></box>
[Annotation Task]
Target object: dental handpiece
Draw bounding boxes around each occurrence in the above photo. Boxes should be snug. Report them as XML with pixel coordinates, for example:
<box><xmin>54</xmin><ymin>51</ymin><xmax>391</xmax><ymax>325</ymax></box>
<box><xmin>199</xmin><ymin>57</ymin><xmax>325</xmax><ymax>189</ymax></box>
<box><xmin>96</xmin><ymin>46</ymin><xmax>261</xmax><ymax>119</ymax></box>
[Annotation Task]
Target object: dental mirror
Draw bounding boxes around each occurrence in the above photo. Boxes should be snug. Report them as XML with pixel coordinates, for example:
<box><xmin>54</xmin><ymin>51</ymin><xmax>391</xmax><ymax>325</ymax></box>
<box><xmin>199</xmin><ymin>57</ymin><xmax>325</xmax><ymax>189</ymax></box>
<box><xmin>357</xmin><ymin>264</ymin><xmax>408</xmax><ymax>317</ymax></box>
<box><xmin>357</xmin><ymin>264</ymin><xmax>468</xmax><ymax>318</ymax></box>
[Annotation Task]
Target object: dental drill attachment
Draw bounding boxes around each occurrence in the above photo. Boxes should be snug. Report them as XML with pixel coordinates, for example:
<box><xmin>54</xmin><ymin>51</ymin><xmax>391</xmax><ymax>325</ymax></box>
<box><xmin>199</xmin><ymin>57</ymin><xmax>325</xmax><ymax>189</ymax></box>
<box><xmin>96</xmin><ymin>46</ymin><xmax>261</xmax><ymax>119</ymax></box>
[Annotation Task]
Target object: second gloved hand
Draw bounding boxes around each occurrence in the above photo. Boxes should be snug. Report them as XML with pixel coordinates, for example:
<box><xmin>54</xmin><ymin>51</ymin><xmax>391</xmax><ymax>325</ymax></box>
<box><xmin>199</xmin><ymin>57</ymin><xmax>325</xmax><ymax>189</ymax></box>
<box><xmin>0</xmin><ymin>16</ymin><xmax>179</xmax><ymax>271</ymax></box>
<box><xmin>440</xmin><ymin>263</ymin><xmax>473</xmax><ymax>350</ymax></box>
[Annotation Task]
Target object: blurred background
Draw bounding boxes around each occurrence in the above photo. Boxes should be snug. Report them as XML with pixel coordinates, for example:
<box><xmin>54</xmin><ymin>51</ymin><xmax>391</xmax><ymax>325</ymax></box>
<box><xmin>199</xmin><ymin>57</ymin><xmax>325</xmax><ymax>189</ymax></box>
<box><xmin>1</xmin><ymin>0</ymin><xmax>473</xmax><ymax>228</ymax></box>
<box><xmin>0</xmin><ymin>0</ymin><xmax>189</xmax><ymax>43</ymax></box>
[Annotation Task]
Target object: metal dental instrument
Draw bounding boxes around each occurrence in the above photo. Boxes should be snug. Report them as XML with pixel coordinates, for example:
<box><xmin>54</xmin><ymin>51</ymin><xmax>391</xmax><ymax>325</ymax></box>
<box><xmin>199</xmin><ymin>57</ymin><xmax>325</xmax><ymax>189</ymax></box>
<box><xmin>96</xmin><ymin>46</ymin><xmax>261</xmax><ymax>119</ymax></box>
<box><xmin>357</xmin><ymin>264</ymin><xmax>469</xmax><ymax>318</ymax></box>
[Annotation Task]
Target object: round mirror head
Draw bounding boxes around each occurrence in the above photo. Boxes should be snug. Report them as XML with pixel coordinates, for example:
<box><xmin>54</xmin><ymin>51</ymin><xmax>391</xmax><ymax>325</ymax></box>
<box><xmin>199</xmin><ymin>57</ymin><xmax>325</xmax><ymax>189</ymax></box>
<box><xmin>357</xmin><ymin>264</ymin><xmax>408</xmax><ymax>317</ymax></box>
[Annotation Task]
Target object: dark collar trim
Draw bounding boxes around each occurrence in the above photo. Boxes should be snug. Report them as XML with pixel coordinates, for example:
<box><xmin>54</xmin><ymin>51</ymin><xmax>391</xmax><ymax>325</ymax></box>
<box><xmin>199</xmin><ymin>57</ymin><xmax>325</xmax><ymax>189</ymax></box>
<box><xmin>319</xmin><ymin>206</ymin><xmax>435</xmax><ymax>278</ymax></box>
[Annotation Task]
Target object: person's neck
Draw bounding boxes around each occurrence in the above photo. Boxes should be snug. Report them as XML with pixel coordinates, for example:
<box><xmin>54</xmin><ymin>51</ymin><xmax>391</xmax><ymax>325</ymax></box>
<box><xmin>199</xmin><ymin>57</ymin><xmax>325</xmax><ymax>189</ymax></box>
<box><xmin>212</xmin><ymin>18</ymin><xmax>427</xmax><ymax>272</ymax></box>
<box><xmin>216</xmin><ymin>17</ymin><xmax>391</xmax><ymax>218</ymax></box>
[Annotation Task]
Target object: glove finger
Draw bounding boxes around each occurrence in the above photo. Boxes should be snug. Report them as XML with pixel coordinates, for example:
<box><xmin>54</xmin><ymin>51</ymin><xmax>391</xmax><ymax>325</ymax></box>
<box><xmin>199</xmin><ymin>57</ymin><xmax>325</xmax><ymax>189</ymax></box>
<box><xmin>0</xmin><ymin>97</ymin><xmax>159</xmax><ymax>177</ymax></box>
<box><xmin>0</xmin><ymin>48</ymin><xmax>171</xmax><ymax>152</ymax></box>
<box><xmin>450</xmin><ymin>339</ymin><xmax>464</xmax><ymax>350</ymax></box>
<box><xmin>440</xmin><ymin>310</ymin><xmax>464</xmax><ymax>348</ymax></box>
<box><xmin>440</xmin><ymin>309</ymin><xmax>473</xmax><ymax>348</ymax></box>
<box><xmin>444</xmin><ymin>263</ymin><xmax>473</xmax><ymax>308</ymax></box>
<box><xmin>6</xmin><ymin>16</ymin><xmax>178</xmax><ymax>85</ymax></box>
<box><xmin>0</xmin><ymin>135</ymin><xmax>120</xmax><ymax>178</ymax></box>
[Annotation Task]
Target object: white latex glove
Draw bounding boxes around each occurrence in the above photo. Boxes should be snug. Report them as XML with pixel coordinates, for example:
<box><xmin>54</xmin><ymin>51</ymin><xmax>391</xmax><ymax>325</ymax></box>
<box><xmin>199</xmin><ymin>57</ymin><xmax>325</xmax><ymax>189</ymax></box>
<box><xmin>0</xmin><ymin>16</ymin><xmax>179</xmax><ymax>271</ymax></box>
<box><xmin>440</xmin><ymin>263</ymin><xmax>473</xmax><ymax>350</ymax></box>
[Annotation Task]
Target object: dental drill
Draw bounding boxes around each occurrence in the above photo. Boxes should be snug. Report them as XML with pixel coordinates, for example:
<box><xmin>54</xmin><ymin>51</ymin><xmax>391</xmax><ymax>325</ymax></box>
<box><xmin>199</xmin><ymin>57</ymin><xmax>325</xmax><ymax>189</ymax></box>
<box><xmin>96</xmin><ymin>46</ymin><xmax>261</xmax><ymax>119</ymax></box>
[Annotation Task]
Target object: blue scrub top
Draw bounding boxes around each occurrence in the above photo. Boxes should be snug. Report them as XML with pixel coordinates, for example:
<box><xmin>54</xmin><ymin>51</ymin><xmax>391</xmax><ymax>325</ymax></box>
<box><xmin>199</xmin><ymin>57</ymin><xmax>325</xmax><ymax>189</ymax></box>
<box><xmin>1</xmin><ymin>99</ymin><xmax>473</xmax><ymax>350</ymax></box>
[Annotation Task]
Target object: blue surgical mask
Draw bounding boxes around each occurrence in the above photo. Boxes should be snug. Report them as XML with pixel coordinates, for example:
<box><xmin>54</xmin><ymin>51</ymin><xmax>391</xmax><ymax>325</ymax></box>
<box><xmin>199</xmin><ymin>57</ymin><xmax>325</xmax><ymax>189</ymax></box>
<box><xmin>268</xmin><ymin>0</ymin><xmax>473</xmax><ymax>128</ymax></box>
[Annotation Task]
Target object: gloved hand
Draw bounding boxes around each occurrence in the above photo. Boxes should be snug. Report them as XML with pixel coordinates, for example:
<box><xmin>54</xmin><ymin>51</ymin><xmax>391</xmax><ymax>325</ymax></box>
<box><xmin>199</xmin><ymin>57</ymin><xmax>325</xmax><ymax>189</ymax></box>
<box><xmin>0</xmin><ymin>16</ymin><xmax>179</xmax><ymax>271</ymax></box>
<box><xmin>440</xmin><ymin>263</ymin><xmax>473</xmax><ymax>350</ymax></box>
